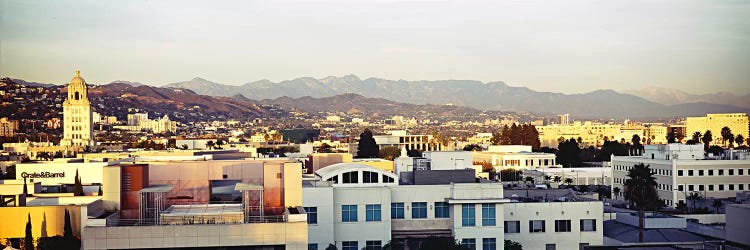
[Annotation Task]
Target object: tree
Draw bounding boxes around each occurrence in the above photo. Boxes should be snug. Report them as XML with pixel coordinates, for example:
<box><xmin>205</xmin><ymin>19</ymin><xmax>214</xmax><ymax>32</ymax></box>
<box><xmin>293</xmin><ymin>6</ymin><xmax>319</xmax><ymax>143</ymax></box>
<box><xmin>623</xmin><ymin>163</ymin><xmax>660</xmax><ymax>243</ymax></box>
<box><xmin>631</xmin><ymin>134</ymin><xmax>642</xmax><ymax>154</ymax></box>
<box><xmin>318</xmin><ymin>143</ymin><xmax>333</xmax><ymax>153</ymax></box>
<box><xmin>556</xmin><ymin>138</ymin><xmax>581</xmax><ymax>167</ymax></box>
<box><xmin>666</xmin><ymin>132</ymin><xmax>676</xmax><ymax>143</ymax></box>
<box><xmin>24</xmin><ymin>214</ymin><xmax>33</xmax><ymax>250</ymax></box>
<box><xmin>687</xmin><ymin>192</ymin><xmax>701</xmax><ymax>213</ymax></box>
<box><xmin>706</xmin><ymin>145</ymin><xmax>724</xmax><ymax>157</ymax></box>
<box><xmin>206</xmin><ymin>140</ymin><xmax>215</xmax><ymax>150</ymax></box>
<box><xmin>524</xmin><ymin>176</ymin><xmax>534</xmax><ymax>185</ymax></box>
<box><xmin>500</xmin><ymin>169</ymin><xmax>522</xmax><ymax>182</ymax></box>
<box><xmin>504</xmin><ymin>239</ymin><xmax>523</xmax><ymax>250</ymax></box>
<box><xmin>689</xmin><ymin>131</ymin><xmax>702</xmax><ymax>145</ymax></box>
<box><xmin>564</xmin><ymin>178</ymin><xmax>574</xmax><ymax>185</ymax></box>
<box><xmin>463</xmin><ymin>144</ymin><xmax>483</xmax><ymax>151</ymax></box>
<box><xmin>378</xmin><ymin>146</ymin><xmax>401</xmax><ymax>161</ymax></box>
<box><xmin>356</xmin><ymin>128</ymin><xmax>379</xmax><ymax>158</ymax></box>
<box><xmin>73</xmin><ymin>169</ymin><xmax>84</xmax><ymax>196</ymax></box>
<box><xmin>701</xmin><ymin>130</ymin><xmax>713</xmax><ymax>151</ymax></box>
<box><xmin>721</xmin><ymin>127</ymin><xmax>733</xmax><ymax>147</ymax></box>
<box><xmin>736</xmin><ymin>134</ymin><xmax>745</xmax><ymax>147</ymax></box>
<box><xmin>613</xmin><ymin>187</ymin><xmax>621</xmax><ymax>199</ymax></box>
<box><xmin>215</xmin><ymin>139</ymin><xmax>224</xmax><ymax>149</ymax></box>
<box><xmin>419</xmin><ymin>237</ymin><xmax>465</xmax><ymax>250</ymax></box>
<box><xmin>712</xmin><ymin>200</ymin><xmax>722</xmax><ymax>214</ymax></box>
<box><xmin>64</xmin><ymin>209</ymin><xmax>73</xmax><ymax>240</ymax></box>
<box><xmin>474</xmin><ymin>161</ymin><xmax>494</xmax><ymax>173</ymax></box>
<box><xmin>553</xmin><ymin>176</ymin><xmax>562</xmax><ymax>183</ymax></box>
<box><xmin>181</xmin><ymin>144</ymin><xmax>188</xmax><ymax>150</ymax></box>
<box><xmin>324</xmin><ymin>243</ymin><xmax>338</xmax><ymax>250</ymax></box>
<box><xmin>676</xmin><ymin>201</ymin><xmax>687</xmax><ymax>213</ymax></box>
<box><xmin>406</xmin><ymin>149</ymin><xmax>422</xmax><ymax>157</ymax></box>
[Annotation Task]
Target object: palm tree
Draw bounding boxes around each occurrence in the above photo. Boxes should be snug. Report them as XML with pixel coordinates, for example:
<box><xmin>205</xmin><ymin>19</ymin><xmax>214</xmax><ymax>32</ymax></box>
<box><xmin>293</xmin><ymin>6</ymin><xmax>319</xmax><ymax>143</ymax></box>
<box><xmin>691</xmin><ymin>131</ymin><xmax>702</xmax><ymax>144</ymax></box>
<box><xmin>701</xmin><ymin>130</ymin><xmax>713</xmax><ymax>151</ymax></box>
<box><xmin>206</xmin><ymin>140</ymin><xmax>215</xmax><ymax>150</ymax></box>
<box><xmin>564</xmin><ymin>178</ymin><xmax>574</xmax><ymax>186</ymax></box>
<box><xmin>623</xmin><ymin>163</ymin><xmax>659</xmax><ymax>243</ymax></box>
<box><xmin>736</xmin><ymin>134</ymin><xmax>745</xmax><ymax>147</ymax></box>
<box><xmin>544</xmin><ymin>175</ymin><xmax>551</xmax><ymax>183</ymax></box>
<box><xmin>553</xmin><ymin>176</ymin><xmax>562</xmax><ymax>183</ymax></box>
<box><xmin>613</xmin><ymin>187</ymin><xmax>621</xmax><ymax>199</ymax></box>
<box><xmin>712</xmin><ymin>200</ymin><xmax>722</xmax><ymax>214</ymax></box>
<box><xmin>524</xmin><ymin>176</ymin><xmax>535</xmax><ymax>185</ymax></box>
<box><xmin>721</xmin><ymin>127</ymin><xmax>732</xmax><ymax>147</ymax></box>
<box><xmin>687</xmin><ymin>192</ymin><xmax>701</xmax><ymax>213</ymax></box>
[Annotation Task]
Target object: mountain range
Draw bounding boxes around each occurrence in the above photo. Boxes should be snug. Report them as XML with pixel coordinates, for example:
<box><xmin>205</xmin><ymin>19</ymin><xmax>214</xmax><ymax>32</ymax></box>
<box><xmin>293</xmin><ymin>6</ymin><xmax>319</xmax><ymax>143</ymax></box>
<box><xmin>164</xmin><ymin>76</ymin><xmax>749</xmax><ymax>119</ymax></box>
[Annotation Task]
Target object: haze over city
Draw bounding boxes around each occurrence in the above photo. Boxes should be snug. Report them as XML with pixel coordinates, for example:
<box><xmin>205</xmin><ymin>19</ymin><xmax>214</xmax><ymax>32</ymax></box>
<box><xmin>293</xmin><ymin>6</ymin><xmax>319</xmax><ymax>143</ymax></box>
<box><xmin>2</xmin><ymin>0</ymin><xmax>749</xmax><ymax>94</ymax></box>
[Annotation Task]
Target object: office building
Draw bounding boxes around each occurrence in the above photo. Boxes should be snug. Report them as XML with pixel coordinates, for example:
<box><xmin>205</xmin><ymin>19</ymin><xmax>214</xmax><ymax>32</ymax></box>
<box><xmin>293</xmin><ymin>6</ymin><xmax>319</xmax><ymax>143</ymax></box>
<box><xmin>686</xmin><ymin>113</ymin><xmax>748</xmax><ymax>146</ymax></box>
<box><xmin>60</xmin><ymin>70</ymin><xmax>95</xmax><ymax>147</ymax></box>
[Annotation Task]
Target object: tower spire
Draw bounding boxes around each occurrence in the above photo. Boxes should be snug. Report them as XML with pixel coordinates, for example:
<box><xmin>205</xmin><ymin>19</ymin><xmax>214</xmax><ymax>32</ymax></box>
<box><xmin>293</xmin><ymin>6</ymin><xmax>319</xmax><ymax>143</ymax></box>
<box><xmin>76</xmin><ymin>70</ymin><xmax>81</xmax><ymax>77</ymax></box>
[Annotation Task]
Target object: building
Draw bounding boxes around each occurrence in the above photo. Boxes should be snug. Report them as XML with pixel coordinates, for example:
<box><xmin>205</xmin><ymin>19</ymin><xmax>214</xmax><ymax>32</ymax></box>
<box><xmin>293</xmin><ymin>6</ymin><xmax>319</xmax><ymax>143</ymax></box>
<box><xmin>611</xmin><ymin>144</ymin><xmax>750</xmax><ymax>207</ymax></box>
<box><xmin>303</xmin><ymin>163</ymin><xmax>603</xmax><ymax>250</ymax></box>
<box><xmin>686</xmin><ymin>113</ymin><xmax>749</xmax><ymax>146</ymax></box>
<box><xmin>557</xmin><ymin>114</ymin><xmax>570</xmax><ymax>125</ymax></box>
<box><xmin>60</xmin><ymin>70</ymin><xmax>95</xmax><ymax>147</ymax></box>
<box><xmin>373</xmin><ymin>130</ymin><xmax>443</xmax><ymax>152</ymax></box>
<box><xmin>473</xmin><ymin>145</ymin><xmax>558</xmax><ymax>170</ymax></box>
<box><xmin>537</xmin><ymin>122</ymin><xmax>622</xmax><ymax>148</ymax></box>
<box><xmin>726</xmin><ymin>204</ymin><xmax>750</xmax><ymax>247</ymax></box>
<box><xmin>139</xmin><ymin>115</ymin><xmax>178</xmax><ymax>133</ymax></box>
<box><xmin>0</xmin><ymin>117</ymin><xmax>18</xmax><ymax>136</ymax></box>
<box><xmin>127</xmin><ymin>112</ymin><xmax>149</xmax><ymax>126</ymax></box>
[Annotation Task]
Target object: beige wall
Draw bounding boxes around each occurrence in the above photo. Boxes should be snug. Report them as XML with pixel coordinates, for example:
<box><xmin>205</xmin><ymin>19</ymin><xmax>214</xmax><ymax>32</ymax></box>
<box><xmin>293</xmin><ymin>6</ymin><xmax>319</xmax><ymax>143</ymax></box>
<box><xmin>82</xmin><ymin>222</ymin><xmax>308</xmax><ymax>250</ymax></box>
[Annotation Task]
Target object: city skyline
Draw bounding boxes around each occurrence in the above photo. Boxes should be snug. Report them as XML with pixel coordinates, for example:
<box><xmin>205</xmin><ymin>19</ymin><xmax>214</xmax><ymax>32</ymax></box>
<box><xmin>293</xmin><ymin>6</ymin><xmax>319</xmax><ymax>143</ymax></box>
<box><xmin>2</xmin><ymin>0</ymin><xmax>749</xmax><ymax>94</ymax></box>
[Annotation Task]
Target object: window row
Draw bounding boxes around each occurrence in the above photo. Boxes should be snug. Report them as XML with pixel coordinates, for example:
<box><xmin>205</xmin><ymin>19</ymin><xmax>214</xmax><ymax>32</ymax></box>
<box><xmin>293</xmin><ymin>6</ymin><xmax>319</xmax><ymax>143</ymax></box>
<box><xmin>679</xmin><ymin>183</ymin><xmax>746</xmax><ymax>192</ymax></box>
<box><xmin>391</xmin><ymin>202</ymin><xmax>450</xmax><ymax>219</ymax></box>
<box><xmin>328</xmin><ymin>171</ymin><xmax>395</xmax><ymax>184</ymax></box>
<box><xmin>461</xmin><ymin>238</ymin><xmax>496</xmax><ymax>250</ymax></box>
<box><xmin>461</xmin><ymin>203</ymin><xmax>496</xmax><ymax>227</ymax></box>
<box><xmin>308</xmin><ymin>240</ymin><xmax>382</xmax><ymax>250</ymax></box>
<box><xmin>678</xmin><ymin>168</ymin><xmax>747</xmax><ymax>177</ymax></box>
<box><xmin>613</xmin><ymin>165</ymin><xmax>672</xmax><ymax>176</ymax></box>
<box><xmin>504</xmin><ymin>219</ymin><xmax>596</xmax><ymax>233</ymax></box>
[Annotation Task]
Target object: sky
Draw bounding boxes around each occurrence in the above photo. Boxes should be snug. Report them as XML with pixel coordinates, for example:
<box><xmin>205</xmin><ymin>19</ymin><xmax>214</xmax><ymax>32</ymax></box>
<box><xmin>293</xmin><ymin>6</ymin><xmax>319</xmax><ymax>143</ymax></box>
<box><xmin>1</xmin><ymin>0</ymin><xmax>748</xmax><ymax>94</ymax></box>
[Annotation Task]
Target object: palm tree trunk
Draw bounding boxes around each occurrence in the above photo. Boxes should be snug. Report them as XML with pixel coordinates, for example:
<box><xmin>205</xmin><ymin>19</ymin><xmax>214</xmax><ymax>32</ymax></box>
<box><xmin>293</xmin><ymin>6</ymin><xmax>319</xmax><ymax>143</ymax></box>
<box><xmin>639</xmin><ymin>208</ymin><xmax>644</xmax><ymax>243</ymax></box>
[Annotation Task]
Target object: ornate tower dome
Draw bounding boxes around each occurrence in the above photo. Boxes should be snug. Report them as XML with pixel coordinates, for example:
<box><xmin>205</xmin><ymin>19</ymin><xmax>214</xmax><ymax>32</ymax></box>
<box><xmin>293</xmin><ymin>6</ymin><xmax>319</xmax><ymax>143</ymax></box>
<box><xmin>66</xmin><ymin>70</ymin><xmax>89</xmax><ymax>103</ymax></box>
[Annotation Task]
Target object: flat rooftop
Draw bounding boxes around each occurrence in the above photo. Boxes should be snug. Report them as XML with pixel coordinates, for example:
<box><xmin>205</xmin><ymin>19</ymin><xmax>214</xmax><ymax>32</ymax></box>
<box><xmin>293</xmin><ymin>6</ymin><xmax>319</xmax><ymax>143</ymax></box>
<box><xmin>161</xmin><ymin>204</ymin><xmax>244</xmax><ymax>217</ymax></box>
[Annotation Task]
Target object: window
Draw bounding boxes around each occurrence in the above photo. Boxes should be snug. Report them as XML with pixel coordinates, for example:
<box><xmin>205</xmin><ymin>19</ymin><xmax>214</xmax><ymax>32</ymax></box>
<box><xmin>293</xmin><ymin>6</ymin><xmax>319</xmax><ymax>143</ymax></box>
<box><xmin>719</xmin><ymin>169</ymin><xmax>724</xmax><ymax>175</ymax></box>
<box><xmin>699</xmin><ymin>170</ymin><xmax>704</xmax><ymax>176</ymax></box>
<box><xmin>482</xmin><ymin>204</ymin><xmax>496</xmax><ymax>226</ymax></box>
<box><xmin>365</xmin><ymin>240</ymin><xmax>382</xmax><ymax>250</ymax></box>
<box><xmin>688</xmin><ymin>170</ymin><xmax>694</xmax><ymax>176</ymax></box>
<box><xmin>529</xmin><ymin>220</ymin><xmax>545</xmax><ymax>232</ymax></box>
<box><xmin>579</xmin><ymin>243</ymin><xmax>590</xmax><ymax>250</ymax></box>
<box><xmin>342</xmin><ymin>205</ymin><xmax>357</xmax><ymax>222</ymax></box>
<box><xmin>461</xmin><ymin>239</ymin><xmax>476</xmax><ymax>250</ymax></box>
<box><xmin>504</xmin><ymin>221</ymin><xmax>520</xmax><ymax>233</ymax></box>
<box><xmin>435</xmin><ymin>202</ymin><xmax>450</xmax><ymax>218</ymax></box>
<box><xmin>462</xmin><ymin>204</ymin><xmax>476</xmax><ymax>226</ymax></box>
<box><xmin>482</xmin><ymin>238</ymin><xmax>496</xmax><ymax>250</ymax></box>
<box><xmin>580</xmin><ymin>219</ymin><xmax>596</xmax><ymax>231</ymax></box>
<box><xmin>719</xmin><ymin>185</ymin><xmax>725</xmax><ymax>191</ymax></box>
<box><xmin>729</xmin><ymin>169</ymin><xmax>734</xmax><ymax>176</ymax></box>
<box><xmin>305</xmin><ymin>207</ymin><xmax>318</xmax><ymax>224</ymax></box>
<box><xmin>366</xmin><ymin>204</ymin><xmax>381</xmax><ymax>221</ymax></box>
<box><xmin>709</xmin><ymin>170</ymin><xmax>714</xmax><ymax>176</ymax></box>
<box><xmin>678</xmin><ymin>170</ymin><xmax>683</xmax><ymax>176</ymax></box>
<box><xmin>342</xmin><ymin>241</ymin><xmax>358</xmax><ymax>250</ymax></box>
<box><xmin>308</xmin><ymin>244</ymin><xmax>318</xmax><ymax>250</ymax></box>
<box><xmin>699</xmin><ymin>185</ymin><xmax>705</xmax><ymax>191</ymax></box>
<box><xmin>343</xmin><ymin>172</ymin><xmax>358</xmax><ymax>183</ymax></box>
<box><xmin>740</xmin><ymin>184</ymin><xmax>745</xmax><ymax>191</ymax></box>
<box><xmin>327</xmin><ymin>176</ymin><xmax>338</xmax><ymax>184</ymax></box>
<box><xmin>739</xmin><ymin>169</ymin><xmax>744</xmax><ymax>175</ymax></box>
<box><xmin>709</xmin><ymin>185</ymin><xmax>714</xmax><ymax>191</ymax></box>
<box><xmin>688</xmin><ymin>185</ymin><xmax>694</xmax><ymax>191</ymax></box>
<box><xmin>383</xmin><ymin>176</ymin><xmax>394</xmax><ymax>183</ymax></box>
<box><xmin>555</xmin><ymin>220</ymin><xmax>571</xmax><ymax>232</ymax></box>
<box><xmin>546</xmin><ymin>244</ymin><xmax>556</xmax><ymax>250</ymax></box>
<box><xmin>729</xmin><ymin>184</ymin><xmax>735</xmax><ymax>191</ymax></box>
<box><xmin>412</xmin><ymin>202</ymin><xmax>427</xmax><ymax>219</ymax></box>
<box><xmin>678</xmin><ymin>185</ymin><xmax>684</xmax><ymax>191</ymax></box>
<box><xmin>391</xmin><ymin>203</ymin><xmax>404</xmax><ymax>219</ymax></box>
<box><xmin>363</xmin><ymin>171</ymin><xmax>378</xmax><ymax>183</ymax></box>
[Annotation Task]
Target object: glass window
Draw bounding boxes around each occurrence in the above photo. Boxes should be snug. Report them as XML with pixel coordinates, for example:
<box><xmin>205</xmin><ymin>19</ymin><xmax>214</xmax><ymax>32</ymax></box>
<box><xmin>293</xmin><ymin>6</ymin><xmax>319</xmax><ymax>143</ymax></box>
<box><xmin>391</xmin><ymin>203</ymin><xmax>404</xmax><ymax>219</ymax></box>
<box><xmin>678</xmin><ymin>170</ymin><xmax>683</xmax><ymax>176</ymax></box>
<box><xmin>719</xmin><ymin>169</ymin><xmax>724</xmax><ymax>175</ymax></box>
<box><xmin>729</xmin><ymin>169</ymin><xmax>734</xmax><ymax>176</ymax></box>
<box><xmin>304</xmin><ymin>207</ymin><xmax>317</xmax><ymax>224</ymax></box>
<box><xmin>740</xmin><ymin>184</ymin><xmax>745</xmax><ymax>191</ymax></box>
<box><xmin>365</xmin><ymin>240</ymin><xmax>382</xmax><ymax>250</ymax></box>
<box><xmin>678</xmin><ymin>185</ymin><xmax>684</xmax><ymax>191</ymax></box>
<box><xmin>366</xmin><ymin>204</ymin><xmax>381</xmax><ymax>221</ymax></box>
<box><xmin>435</xmin><ymin>202</ymin><xmax>450</xmax><ymax>218</ymax></box>
<box><xmin>555</xmin><ymin>220</ymin><xmax>571</xmax><ymax>232</ymax></box>
<box><xmin>699</xmin><ymin>185</ymin><xmax>705</xmax><ymax>191</ymax></box>
<box><xmin>739</xmin><ymin>169</ymin><xmax>744</xmax><ymax>175</ymax></box>
<box><xmin>482</xmin><ymin>238</ymin><xmax>496</xmax><ymax>250</ymax></box>
<box><xmin>688</xmin><ymin>185</ymin><xmax>694</xmax><ymax>191</ymax></box>
<box><xmin>719</xmin><ymin>184</ymin><xmax>725</xmax><ymax>191</ymax></box>
<box><xmin>482</xmin><ymin>204</ymin><xmax>496</xmax><ymax>226</ymax></box>
<box><xmin>709</xmin><ymin>185</ymin><xmax>714</xmax><ymax>191</ymax></box>
<box><xmin>688</xmin><ymin>170</ymin><xmax>693</xmax><ymax>176</ymax></box>
<box><xmin>461</xmin><ymin>239</ymin><xmax>476</xmax><ymax>250</ymax></box>
<box><xmin>308</xmin><ymin>243</ymin><xmax>318</xmax><ymax>250</ymax></box>
<box><xmin>412</xmin><ymin>202</ymin><xmax>427</xmax><ymax>219</ymax></box>
<box><xmin>708</xmin><ymin>170</ymin><xmax>714</xmax><ymax>176</ymax></box>
<box><xmin>699</xmin><ymin>170</ymin><xmax>704</xmax><ymax>176</ymax></box>
<box><xmin>343</xmin><ymin>172</ymin><xmax>358</xmax><ymax>183</ymax></box>
<box><xmin>504</xmin><ymin>221</ymin><xmax>520</xmax><ymax>233</ymax></box>
<box><xmin>530</xmin><ymin>220</ymin><xmax>545</xmax><ymax>232</ymax></box>
<box><xmin>546</xmin><ymin>244</ymin><xmax>556</xmax><ymax>250</ymax></box>
<box><xmin>462</xmin><ymin>204</ymin><xmax>476</xmax><ymax>226</ymax></box>
<box><xmin>581</xmin><ymin>219</ymin><xmax>597</xmax><ymax>232</ymax></box>
<box><xmin>342</xmin><ymin>241</ymin><xmax>358</xmax><ymax>250</ymax></box>
<box><xmin>342</xmin><ymin>205</ymin><xmax>357</xmax><ymax>222</ymax></box>
<box><xmin>383</xmin><ymin>176</ymin><xmax>394</xmax><ymax>183</ymax></box>
<box><xmin>729</xmin><ymin>184</ymin><xmax>735</xmax><ymax>191</ymax></box>
<box><xmin>363</xmin><ymin>171</ymin><xmax>378</xmax><ymax>183</ymax></box>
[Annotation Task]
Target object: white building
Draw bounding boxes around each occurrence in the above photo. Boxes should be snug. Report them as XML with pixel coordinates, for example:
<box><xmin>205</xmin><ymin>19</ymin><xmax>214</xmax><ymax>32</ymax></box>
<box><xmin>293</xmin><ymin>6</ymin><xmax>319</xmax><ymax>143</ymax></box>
<box><xmin>303</xmin><ymin>163</ymin><xmax>603</xmax><ymax>250</ymax></box>
<box><xmin>473</xmin><ymin>145</ymin><xmax>558</xmax><ymax>170</ymax></box>
<box><xmin>373</xmin><ymin>130</ymin><xmax>443</xmax><ymax>152</ymax></box>
<box><xmin>61</xmin><ymin>70</ymin><xmax>95</xmax><ymax>147</ymax></box>
<box><xmin>612</xmin><ymin>144</ymin><xmax>750</xmax><ymax>207</ymax></box>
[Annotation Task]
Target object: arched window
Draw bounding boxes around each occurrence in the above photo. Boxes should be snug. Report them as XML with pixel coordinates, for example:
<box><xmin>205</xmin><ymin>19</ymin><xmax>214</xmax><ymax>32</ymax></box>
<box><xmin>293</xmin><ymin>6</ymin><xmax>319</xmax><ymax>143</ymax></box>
<box><xmin>74</xmin><ymin>91</ymin><xmax>80</xmax><ymax>100</ymax></box>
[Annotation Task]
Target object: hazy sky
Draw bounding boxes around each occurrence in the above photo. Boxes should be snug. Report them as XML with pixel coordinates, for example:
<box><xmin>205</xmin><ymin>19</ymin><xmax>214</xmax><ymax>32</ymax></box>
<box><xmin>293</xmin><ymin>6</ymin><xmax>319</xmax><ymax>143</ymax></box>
<box><xmin>1</xmin><ymin>0</ymin><xmax>748</xmax><ymax>94</ymax></box>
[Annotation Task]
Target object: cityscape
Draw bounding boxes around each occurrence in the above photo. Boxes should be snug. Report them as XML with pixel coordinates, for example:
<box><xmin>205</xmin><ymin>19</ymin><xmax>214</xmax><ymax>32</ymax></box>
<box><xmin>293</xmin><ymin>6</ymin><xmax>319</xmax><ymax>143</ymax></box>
<box><xmin>1</xmin><ymin>1</ymin><xmax>750</xmax><ymax>250</ymax></box>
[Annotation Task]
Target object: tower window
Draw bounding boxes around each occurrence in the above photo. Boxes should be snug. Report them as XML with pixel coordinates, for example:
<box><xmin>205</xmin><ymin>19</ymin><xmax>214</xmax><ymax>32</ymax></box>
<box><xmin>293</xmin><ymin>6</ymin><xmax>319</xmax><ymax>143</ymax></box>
<box><xmin>74</xmin><ymin>91</ymin><xmax>80</xmax><ymax>100</ymax></box>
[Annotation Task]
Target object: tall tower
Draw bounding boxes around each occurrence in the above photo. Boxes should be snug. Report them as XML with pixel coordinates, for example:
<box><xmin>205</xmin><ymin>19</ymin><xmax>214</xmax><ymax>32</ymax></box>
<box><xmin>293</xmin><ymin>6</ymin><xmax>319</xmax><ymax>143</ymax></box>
<box><xmin>61</xmin><ymin>70</ymin><xmax>95</xmax><ymax>147</ymax></box>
